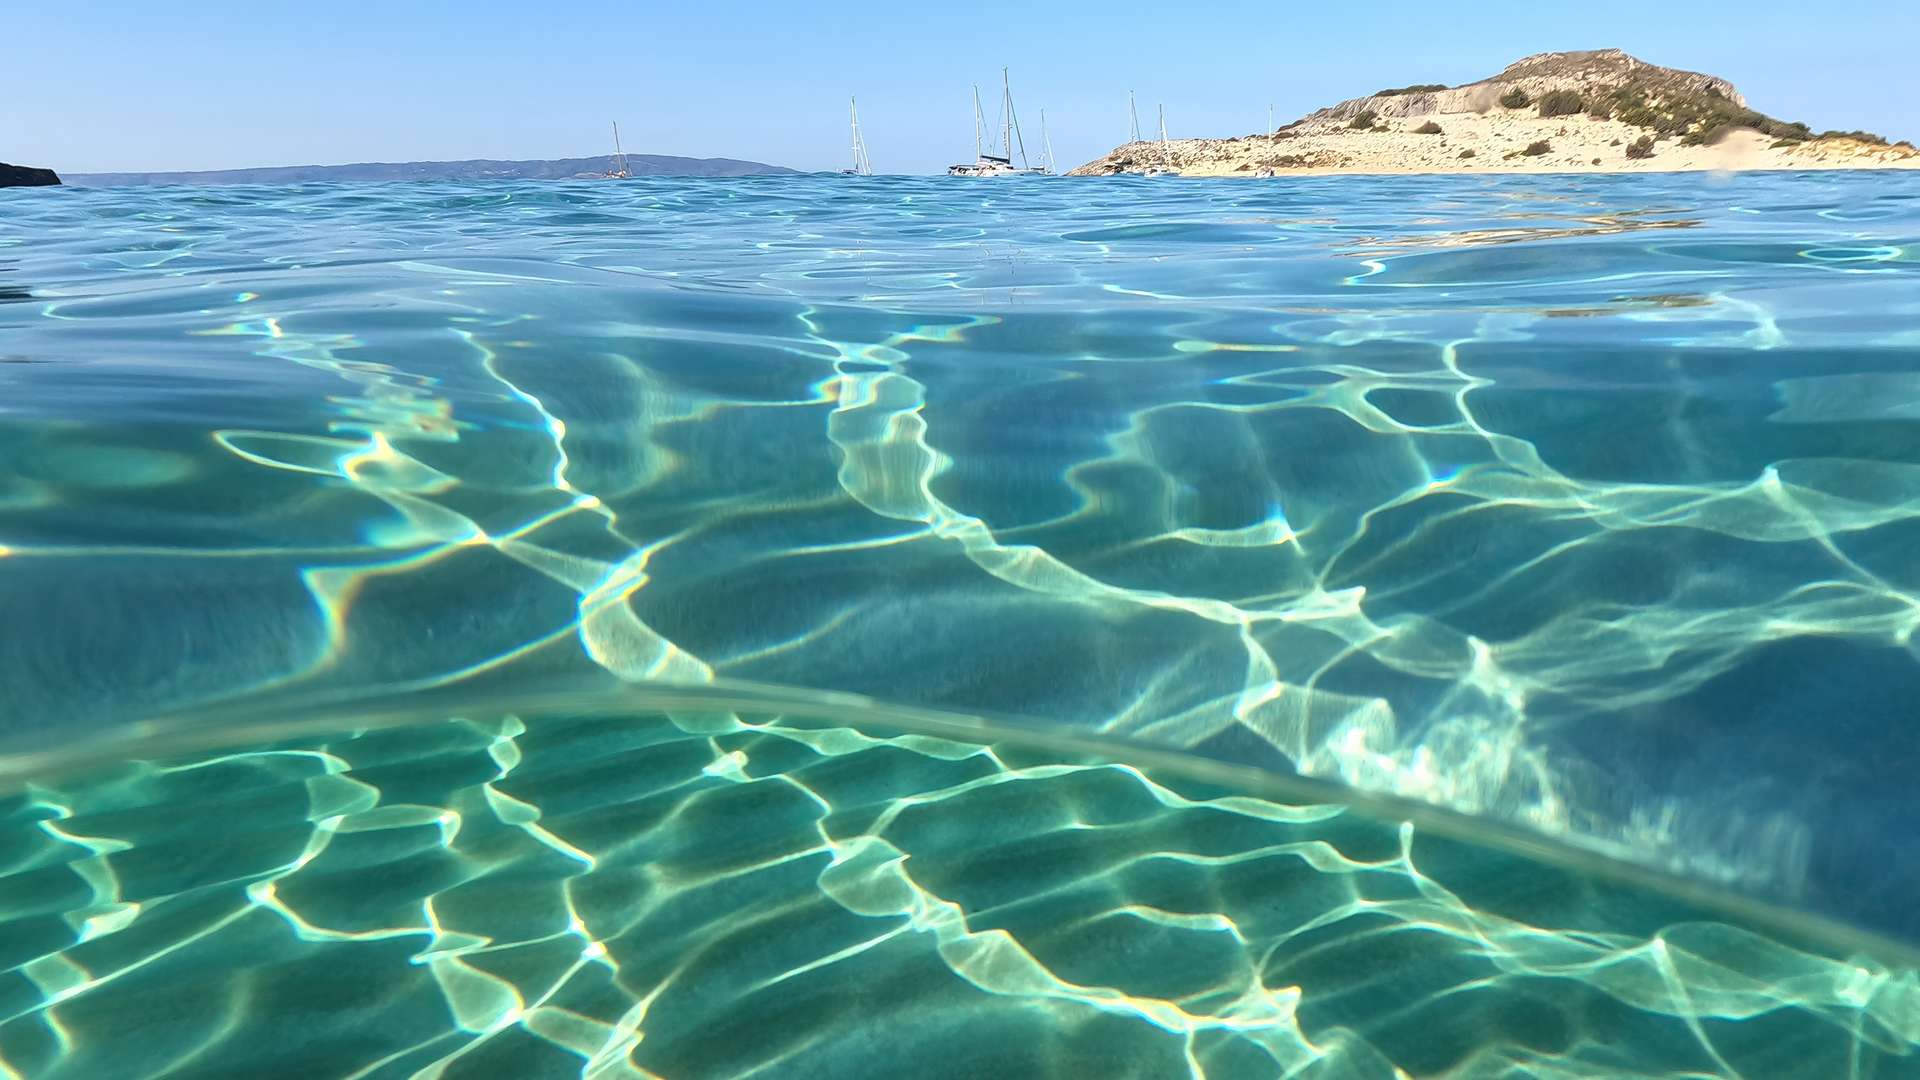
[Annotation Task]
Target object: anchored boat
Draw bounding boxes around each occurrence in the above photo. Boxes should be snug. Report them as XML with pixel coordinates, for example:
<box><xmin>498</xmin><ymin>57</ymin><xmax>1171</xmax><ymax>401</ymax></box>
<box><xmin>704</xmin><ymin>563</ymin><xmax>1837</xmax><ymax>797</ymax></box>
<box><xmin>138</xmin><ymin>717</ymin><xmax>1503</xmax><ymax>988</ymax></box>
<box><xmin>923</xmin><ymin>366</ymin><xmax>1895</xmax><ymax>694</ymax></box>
<box><xmin>1141</xmin><ymin>105</ymin><xmax>1176</xmax><ymax>177</ymax></box>
<box><xmin>840</xmin><ymin>97</ymin><xmax>873</xmax><ymax>176</ymax></box>
<box><xmin>602</xmin><ymin>121</ymin><xmax>632</xmax><ymax>179</ymax></box>
<box><xmin>948</xmin><ymin>69</ymin><xmax>1050</xmax><ymax>177</ymax></box>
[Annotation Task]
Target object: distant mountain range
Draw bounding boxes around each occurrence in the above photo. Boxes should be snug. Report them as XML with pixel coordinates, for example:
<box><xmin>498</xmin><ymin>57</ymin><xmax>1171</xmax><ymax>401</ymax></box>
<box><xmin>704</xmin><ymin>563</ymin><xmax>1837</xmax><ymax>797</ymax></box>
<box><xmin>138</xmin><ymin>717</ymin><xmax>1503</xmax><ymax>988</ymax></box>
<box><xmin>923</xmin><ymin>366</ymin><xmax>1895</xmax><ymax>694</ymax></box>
<box><xmin>65</xmin><ymin>153</ymin><xmax>796</xmax><ymax>186</ymax></box>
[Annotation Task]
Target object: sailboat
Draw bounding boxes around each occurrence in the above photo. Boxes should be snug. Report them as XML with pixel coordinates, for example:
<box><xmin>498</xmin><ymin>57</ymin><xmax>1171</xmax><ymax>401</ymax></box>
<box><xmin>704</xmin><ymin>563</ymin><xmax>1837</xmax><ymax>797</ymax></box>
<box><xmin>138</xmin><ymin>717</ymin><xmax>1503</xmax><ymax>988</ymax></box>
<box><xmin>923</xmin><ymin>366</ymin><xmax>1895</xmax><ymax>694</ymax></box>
<box><xmin>603</xmin><ymin>121</ymin><xmax>632</xmax><ymax>179</ymax></box>
<box><xmin>948</xmin><ymin>69</ymin><xmax>1049</xmax><ymax>177</ymax></box>
<box><xmin>1141</xmin><ymin>105</ymin><xmax>1176</xmax><ymax>177</ymax></box>
<box><xmin>840</xmin><ymin>97</ymin><xmax>873</xmax><ymax>176</ymax></box>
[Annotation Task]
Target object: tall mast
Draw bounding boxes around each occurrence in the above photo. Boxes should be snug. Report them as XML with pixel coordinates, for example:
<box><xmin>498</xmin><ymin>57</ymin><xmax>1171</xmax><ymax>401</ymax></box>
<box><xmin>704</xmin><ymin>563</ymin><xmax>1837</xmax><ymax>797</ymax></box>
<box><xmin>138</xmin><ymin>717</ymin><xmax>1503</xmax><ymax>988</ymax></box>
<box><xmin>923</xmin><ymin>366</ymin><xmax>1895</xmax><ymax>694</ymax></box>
<box><xmin>1002</xmin><ymin>68</ymin><xmax>1013</xmax><ymax>162</ymax></box>
<box><xmin>1041</xmin><ymin>108</ymin><xmax>1055</xmax><ymax>173</ymax></box>
<box><xmin>1129</xmin><ymin>90</ymin><xmax>1141</xmax><ymax>143</ymax></box>
<box><xmin>849</xmin><ymin>97</ymin><xmax>872</xmax><ymax>175</ymax></box>
<box><xmin>1002</xmin><ymin>68</ymin><xmax>1030</xmax><ymax>169</ymax></box>
<box><xmin>972</xmin><ymin>85</ymin><xmax>985</xmax><ymax>160</ymax></box>
<box><xmin>611</xmin><ymin>121</ymin><xmax>629</xmax><ymax>177</ymax></box>
<box><xmin>1159</xmin><ymin>104</ymin><xmax>1168</xmax><ymax>146</ymax></box>
<box><xmin>1268</xmin><ymin>103</ymin><xmax>1275</xmax><ymax>137</ymax></box>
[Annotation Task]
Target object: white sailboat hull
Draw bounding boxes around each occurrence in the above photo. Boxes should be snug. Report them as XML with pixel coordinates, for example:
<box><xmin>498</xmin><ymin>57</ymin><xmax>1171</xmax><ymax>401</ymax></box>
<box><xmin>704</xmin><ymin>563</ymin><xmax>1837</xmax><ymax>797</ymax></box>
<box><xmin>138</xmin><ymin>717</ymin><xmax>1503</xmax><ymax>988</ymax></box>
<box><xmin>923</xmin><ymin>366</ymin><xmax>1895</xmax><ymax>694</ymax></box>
<box><xmin>947</xmin><ymin>159</ymin><xmax>1048</xmax><ymax>177</ymax></box>
<box><xmin>949</xmin><ymin>70</ymin><xmax>1053</xmax><ymax>177</ymax></box>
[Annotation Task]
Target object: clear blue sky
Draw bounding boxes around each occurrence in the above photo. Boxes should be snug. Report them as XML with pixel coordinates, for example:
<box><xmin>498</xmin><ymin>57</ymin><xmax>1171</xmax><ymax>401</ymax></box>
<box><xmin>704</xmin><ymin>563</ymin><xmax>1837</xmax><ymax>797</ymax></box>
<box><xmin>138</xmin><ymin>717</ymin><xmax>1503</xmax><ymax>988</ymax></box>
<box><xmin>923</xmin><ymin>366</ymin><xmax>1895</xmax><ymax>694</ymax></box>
<box><xmin>7</xmin><ymin>0</ymin><xmax>1916</xmax><ymax>176</ymax></box>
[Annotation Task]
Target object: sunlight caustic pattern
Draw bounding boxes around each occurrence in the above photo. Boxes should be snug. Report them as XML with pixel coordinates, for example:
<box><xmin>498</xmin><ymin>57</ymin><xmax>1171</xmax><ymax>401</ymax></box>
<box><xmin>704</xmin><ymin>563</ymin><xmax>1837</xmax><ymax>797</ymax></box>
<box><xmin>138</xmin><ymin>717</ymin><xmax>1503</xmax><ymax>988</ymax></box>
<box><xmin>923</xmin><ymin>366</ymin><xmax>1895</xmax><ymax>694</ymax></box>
<box><xmin>2</xmin><ymin>707</ymin><xmax>1918</xmax><ymax>1078</ymax></box>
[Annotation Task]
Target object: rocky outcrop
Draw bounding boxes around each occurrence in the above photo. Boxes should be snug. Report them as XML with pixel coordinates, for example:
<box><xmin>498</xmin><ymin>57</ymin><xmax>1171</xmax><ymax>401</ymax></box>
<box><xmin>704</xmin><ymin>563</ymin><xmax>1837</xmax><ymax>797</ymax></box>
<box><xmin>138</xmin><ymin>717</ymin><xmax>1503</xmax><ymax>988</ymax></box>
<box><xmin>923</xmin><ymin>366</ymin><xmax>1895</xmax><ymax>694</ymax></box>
<box><xmin>1301</xmin><ymin>49</ymin><xmax>1745</xmax><ymax>126</ymax></box>
<box><xmin>0</xmin><ymin>162</ymin><xmax>60</xmax><ymax>187</ymax></box>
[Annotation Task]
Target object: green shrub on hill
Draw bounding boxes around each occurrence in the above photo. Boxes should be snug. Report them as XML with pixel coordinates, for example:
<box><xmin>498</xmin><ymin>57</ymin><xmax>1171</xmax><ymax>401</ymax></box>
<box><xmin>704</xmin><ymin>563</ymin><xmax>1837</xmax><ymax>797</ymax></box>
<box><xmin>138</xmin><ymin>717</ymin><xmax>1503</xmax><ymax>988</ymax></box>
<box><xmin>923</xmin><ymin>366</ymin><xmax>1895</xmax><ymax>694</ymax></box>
<box><xmin>1499</xmin><ymin>88</ymin><xmax>1531</xmax><ymax>109</ymax></box>
<box><xmin>1414</xmin><ymin>121</ymin><xmax>1443</xmax><ymax>134</ymax></box>
<box><xmin>1348</xmin><ymin>110</ymin><xmax>1379</xmax><ymax>130</ymax></box>
<box><xmin>1458</xmin><ymin>149</ymin><xmax>1476</xmax><ymax>158</ymax></box>
<box><xmin>1377</xmin><ymin>84</ymin><xmax>1448</xmax><ymax>96</ymax></box>
<box><xmin>1818</xmin><ymin>129</ymin><xmax>1890</xmax><ymax>145</ymax></box>
<box><xmin>1626</xmin><ymin>135</ymin><xmax>1656</xmax><ymax>159</ymax></box>
<box><xmin>1537</xmin><ymin>90</ymin><xmax>1585</xmax><ymax>118</ymax></box>
<box><xmin>1681</xmin><ymin>106</ymin><xmax>1809</xmax><ymax>144</ymax></box>
<box><xmin>1523</xmin><ymin>140</ymin><xmax>1551</xmax><ymax>156</ymax></box>
<box><xmin>1598</xmin><ymin>82</ymin><xmax>1824</xmax><ymax>145</ymax></box>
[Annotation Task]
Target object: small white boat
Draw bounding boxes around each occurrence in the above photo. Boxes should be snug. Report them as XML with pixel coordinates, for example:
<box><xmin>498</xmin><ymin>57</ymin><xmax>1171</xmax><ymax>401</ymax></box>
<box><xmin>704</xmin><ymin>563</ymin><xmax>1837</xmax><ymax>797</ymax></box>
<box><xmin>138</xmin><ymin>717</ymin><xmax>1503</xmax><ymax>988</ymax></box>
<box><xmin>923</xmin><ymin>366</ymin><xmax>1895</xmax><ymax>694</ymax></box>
<box><xmin>603</xmin><ymin>121</ymin><xmax>632</xmax><ymax>179</ymax></box>
<box><xmin>949</xmin><ymin>69</ymin><xmax>1050</xmax><ymax>177</ymax></box>
<box><xmin>840</xmin><ymin>97</ymin><xmax>873</xmax><ymax>176</ymax></box>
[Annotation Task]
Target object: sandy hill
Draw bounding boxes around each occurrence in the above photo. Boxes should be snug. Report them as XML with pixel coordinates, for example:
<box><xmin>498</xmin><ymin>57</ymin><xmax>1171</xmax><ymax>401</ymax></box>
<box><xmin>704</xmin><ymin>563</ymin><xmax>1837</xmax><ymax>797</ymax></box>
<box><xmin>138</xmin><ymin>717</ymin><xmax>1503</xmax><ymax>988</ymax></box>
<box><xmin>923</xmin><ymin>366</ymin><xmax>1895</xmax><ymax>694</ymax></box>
<box><xmin>1070</xmin><ymin>49</ymin><xmax>1918</xmax><ymax>176</ymax></box>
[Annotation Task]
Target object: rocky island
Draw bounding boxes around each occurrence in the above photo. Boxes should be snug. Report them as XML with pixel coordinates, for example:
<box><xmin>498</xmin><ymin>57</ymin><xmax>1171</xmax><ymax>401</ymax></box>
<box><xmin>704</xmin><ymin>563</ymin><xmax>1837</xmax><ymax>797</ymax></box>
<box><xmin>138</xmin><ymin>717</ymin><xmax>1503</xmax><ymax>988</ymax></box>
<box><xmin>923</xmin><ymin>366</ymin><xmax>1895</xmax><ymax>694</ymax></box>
<box><xmin>0</xmin><ymin>161</ymin><xmax>61</xmax><ymax>187</ymax></box>
<box><xmin>1071</xmin><ymin>49</ymin><xmax>1919</xmax><ymax>176</ymax></box>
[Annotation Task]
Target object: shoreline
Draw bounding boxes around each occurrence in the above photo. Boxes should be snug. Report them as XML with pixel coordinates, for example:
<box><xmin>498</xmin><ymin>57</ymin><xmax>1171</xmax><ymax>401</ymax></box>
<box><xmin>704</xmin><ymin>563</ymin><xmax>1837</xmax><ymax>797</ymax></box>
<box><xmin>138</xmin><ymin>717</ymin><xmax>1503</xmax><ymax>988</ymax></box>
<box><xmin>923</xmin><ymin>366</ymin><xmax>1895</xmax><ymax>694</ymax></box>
<box><xmin>1115</xmin><ymin>157</ymin><xmax>1920</xmax><ymax>177</ymax></box>
<box><xmin>1075</xmin><ymin>125</ymin><xmax>1920</xmax><ymax>178</ymax></box>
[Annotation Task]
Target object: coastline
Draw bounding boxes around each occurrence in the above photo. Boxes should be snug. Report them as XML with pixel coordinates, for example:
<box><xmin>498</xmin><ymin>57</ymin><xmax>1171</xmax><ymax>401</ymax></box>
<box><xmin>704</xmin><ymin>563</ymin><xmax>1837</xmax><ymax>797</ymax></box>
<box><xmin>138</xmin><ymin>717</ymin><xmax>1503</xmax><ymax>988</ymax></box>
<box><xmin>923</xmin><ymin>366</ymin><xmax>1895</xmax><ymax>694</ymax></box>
<box><xmin>1124</xmin><ymin>159</ymin><xmax>1920</xmax><ymax>178</ymax></box>
<box><xmin>1075</xmin><ymin>122</ymin><xmax>1920</xmax><ymax>178</ymax></box>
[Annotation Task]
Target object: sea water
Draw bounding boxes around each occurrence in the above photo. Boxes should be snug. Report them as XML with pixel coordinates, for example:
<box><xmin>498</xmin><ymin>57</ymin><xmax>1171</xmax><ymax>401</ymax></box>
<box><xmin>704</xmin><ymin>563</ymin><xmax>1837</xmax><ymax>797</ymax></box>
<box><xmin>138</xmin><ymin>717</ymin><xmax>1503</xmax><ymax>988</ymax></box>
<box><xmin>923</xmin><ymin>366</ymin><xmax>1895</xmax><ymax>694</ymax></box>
<box><xmin>1</xmin><ymin>173</ymin><xmax>1918</xmax><ymax>1077</ymax></box>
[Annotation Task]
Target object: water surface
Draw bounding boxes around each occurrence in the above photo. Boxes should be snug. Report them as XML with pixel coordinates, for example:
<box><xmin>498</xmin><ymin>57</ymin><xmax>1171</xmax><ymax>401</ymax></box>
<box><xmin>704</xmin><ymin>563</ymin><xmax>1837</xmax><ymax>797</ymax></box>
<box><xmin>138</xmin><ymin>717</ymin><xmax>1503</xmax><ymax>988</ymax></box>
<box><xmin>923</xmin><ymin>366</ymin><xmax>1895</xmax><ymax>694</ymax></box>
<box><xmin>2</xmin><ymin>172</ymin><xmax>1919</xmax><ymax>1077</ymax></box>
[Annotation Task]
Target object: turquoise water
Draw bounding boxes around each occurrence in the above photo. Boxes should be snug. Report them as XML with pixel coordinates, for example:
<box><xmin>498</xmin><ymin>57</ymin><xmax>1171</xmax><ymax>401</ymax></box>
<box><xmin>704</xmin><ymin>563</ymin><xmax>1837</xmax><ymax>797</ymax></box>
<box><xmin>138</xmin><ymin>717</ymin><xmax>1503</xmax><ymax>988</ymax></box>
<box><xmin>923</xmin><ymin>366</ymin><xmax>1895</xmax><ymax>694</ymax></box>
<box><xmin>3</xmin><ymin>173</ymin><xmax>1920</xmax><ymax>1077</ymax></box>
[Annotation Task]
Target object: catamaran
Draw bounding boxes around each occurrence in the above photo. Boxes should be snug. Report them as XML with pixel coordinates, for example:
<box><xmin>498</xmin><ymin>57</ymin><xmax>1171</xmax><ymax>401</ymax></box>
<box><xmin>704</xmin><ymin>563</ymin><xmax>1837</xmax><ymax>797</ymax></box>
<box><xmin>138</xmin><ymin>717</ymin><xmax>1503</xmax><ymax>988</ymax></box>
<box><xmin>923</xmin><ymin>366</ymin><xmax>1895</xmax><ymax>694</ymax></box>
<box><xmin>948</xmin><ymin>69</ymin><xmax>1050</xmax><ymax>177</ymax></box>
<box><xmin>603</xmin><ymin>121</ymin><xmax>632</xmax><ymax>179</ymax></box>
<box><xmin>841</xmin><ymin>97</ymin><xmax>873</xmax><ymax>176</ymax></box>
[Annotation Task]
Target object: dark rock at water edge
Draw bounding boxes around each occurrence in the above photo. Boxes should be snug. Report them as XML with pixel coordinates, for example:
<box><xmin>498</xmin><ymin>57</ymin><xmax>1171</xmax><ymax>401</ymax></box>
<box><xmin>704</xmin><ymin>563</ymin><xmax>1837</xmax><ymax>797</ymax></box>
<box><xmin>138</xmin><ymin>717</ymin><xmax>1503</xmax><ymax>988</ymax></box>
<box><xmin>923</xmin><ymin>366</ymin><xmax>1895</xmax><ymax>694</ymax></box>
<box><xmin>0</xmin><ymin>162</ymin><xmax>61</xmax><ymax>187</ymax></box>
